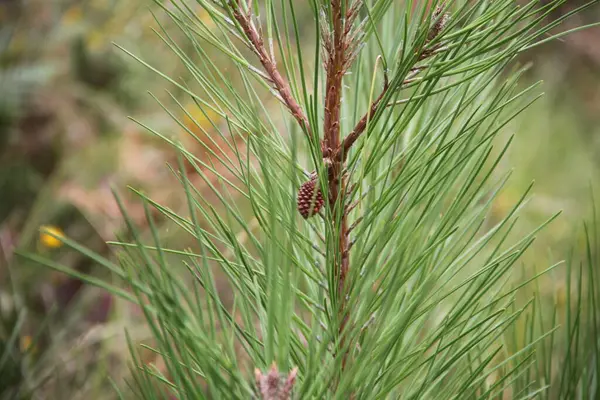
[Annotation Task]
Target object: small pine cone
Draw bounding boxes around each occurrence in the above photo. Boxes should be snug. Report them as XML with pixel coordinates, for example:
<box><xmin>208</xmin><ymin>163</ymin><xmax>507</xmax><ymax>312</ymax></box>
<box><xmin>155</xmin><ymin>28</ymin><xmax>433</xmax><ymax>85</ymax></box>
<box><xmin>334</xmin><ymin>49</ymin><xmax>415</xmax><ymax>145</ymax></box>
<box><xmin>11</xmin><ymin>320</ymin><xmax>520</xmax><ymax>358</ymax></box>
<box><xmin>297</xmin><ymin>174</ymin><xmax>324</xmax><ymax>219</ymax></box>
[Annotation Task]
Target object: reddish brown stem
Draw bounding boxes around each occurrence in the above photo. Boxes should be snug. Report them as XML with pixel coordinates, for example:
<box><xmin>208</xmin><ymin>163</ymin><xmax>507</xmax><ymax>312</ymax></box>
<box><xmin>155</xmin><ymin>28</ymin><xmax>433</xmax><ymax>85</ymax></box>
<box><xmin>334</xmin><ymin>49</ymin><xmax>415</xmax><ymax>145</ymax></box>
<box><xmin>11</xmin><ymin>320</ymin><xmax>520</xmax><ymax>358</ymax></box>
<box><xmin>230</xmin><ymin>1</ymin><xmax>311</xmax><ymax>137</ymax></box>
<box><xmin>334</xmin><ymin>80</ymin><xmax>390</xmax><ymax>163</ymax></box>
<box><xmin>323</xmin><ymin>0</ymin><xmax>345</xmax><ymax>156</ymax></box>
<box><xmin>335</xmin><ymin>31</ymin><xmax>446</xmax><ymax>162</ymax></box>
<box><xmin>334</xmin><ymin>5</ymin><xmax>450</xmax><ymax>163</ymax></box>
<box><xmin>322</xmin><ymin>0</ymin><xmax>352</xmax><ymax>372</ymax></box>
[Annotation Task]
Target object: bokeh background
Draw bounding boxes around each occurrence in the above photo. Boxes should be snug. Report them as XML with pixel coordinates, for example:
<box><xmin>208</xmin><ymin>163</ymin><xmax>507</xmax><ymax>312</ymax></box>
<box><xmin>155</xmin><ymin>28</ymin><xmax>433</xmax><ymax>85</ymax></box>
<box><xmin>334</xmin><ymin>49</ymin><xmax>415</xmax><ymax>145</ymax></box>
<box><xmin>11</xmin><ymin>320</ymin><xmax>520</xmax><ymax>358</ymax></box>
<box><xmin>0</xmin><ymin>0</ymin><xmax>599</xmax><ymax>398</ymax></box>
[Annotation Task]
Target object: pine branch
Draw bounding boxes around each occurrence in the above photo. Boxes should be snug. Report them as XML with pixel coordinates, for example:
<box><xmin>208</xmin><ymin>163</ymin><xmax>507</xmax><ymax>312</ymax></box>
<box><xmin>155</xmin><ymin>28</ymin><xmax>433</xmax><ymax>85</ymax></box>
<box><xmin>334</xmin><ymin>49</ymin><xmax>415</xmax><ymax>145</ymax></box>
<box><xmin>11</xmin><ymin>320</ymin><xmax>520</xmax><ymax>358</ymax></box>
<box><xmin>321</xmin><ymin>0</ymin><xmax>355</xmax><ymax>373</ymax></box>
<box><xmin>334</xmin><ymin>72</ymin><xmax>390</xmax><ymax>163</ymax></box>
<box><xmin>335</xmin><ymin>4</ymin><xmax>451</xmax><ymax>163</ymax></box>
<box><xmin>322</xmin><ymin>0</ymin><xmax>347</xmax><ymax>155</ymax></box>
<box><xmin>228</xmin><ymin>0</ymin><xmax>311</xmax><ymax>136</ymax></box>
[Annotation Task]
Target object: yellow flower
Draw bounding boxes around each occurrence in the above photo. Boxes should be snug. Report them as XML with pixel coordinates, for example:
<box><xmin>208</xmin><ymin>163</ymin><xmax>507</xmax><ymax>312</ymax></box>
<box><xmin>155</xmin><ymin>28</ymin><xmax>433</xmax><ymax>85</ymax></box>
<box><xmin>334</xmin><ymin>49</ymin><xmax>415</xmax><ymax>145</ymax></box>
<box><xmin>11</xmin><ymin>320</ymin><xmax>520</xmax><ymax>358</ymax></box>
<box><xmin>182</xmin><ymin>103</ymin><xmax>221</xmax><ymax>140</ymax></box>
<box><xmin>197</xmin><ymin>9</ymin><xmax>216</xmax><ymax>30</ymax></box>
<box><xmin>62</xmin><ymin>6</ymin><xmax>83</xmax><ymax>26</ymax></box>
<box><xmin>184</xmin><ymin>103</ymin><xmax>220</xmax><ymax>127</ymax></box>
<box><xmin>63</xmin><ymin>6</ymin><xmax>83</xmax><ymax>25</ymax></box>
<box><xmin>20</xmin><ymin>335</ymin><xmax>33</xmax><ymax>352</ymax></box>
<box><xmin>491</xmin><ymin>188</ymin><xmax>518</xmax><ymax>217</ymax></box>
<box><xmin>85</xmin><ymin>31</ymin><xmax>106</xmax><ymax>52</ymax></box>
<box><xmin>40</xmin><ymin>225</ymin><xmax>65</xmax><ymax>249</ymax></box>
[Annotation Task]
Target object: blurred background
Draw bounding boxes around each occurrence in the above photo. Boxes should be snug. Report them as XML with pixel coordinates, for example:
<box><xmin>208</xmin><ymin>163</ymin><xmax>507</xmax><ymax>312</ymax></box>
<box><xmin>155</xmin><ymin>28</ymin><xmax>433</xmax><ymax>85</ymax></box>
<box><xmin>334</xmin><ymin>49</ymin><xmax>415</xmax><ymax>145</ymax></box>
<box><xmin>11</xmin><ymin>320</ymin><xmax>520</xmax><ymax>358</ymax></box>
<box><xmin>0</xmin><ymin>0</ymin><xmax>599</xmax><ymax>398</ymax></box>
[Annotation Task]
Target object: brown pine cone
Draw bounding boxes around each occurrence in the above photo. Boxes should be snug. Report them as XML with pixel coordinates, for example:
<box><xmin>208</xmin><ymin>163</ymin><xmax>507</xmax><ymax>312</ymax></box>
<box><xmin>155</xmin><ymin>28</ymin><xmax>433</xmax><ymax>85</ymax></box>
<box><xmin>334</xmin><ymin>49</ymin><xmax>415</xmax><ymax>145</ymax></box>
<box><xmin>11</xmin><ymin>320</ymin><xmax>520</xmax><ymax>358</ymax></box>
<box><xmin>297</xmin><ymin>173</ymin><xmax>324</xmax><ymax>219</ymax></box>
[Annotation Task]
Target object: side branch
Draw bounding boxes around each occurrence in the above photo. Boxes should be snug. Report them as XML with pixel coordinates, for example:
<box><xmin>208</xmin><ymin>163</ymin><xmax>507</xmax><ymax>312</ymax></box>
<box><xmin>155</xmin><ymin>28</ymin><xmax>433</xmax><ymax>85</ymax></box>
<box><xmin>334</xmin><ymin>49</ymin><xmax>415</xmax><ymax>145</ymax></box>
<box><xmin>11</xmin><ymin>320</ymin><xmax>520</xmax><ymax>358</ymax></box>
<box><xmin>229</xmin><ymin>1</ymin><xmax>311</xmax><ymax>136</ymax></box>
<box><xmin>334</xmin><ymin>77</ymin><xmax>389</xmax><ymax>163</ymax></box>
<box><xmin>335</xmin><ymin>5</ymin><xmax>450</xmax><ymax>162</ymax></box>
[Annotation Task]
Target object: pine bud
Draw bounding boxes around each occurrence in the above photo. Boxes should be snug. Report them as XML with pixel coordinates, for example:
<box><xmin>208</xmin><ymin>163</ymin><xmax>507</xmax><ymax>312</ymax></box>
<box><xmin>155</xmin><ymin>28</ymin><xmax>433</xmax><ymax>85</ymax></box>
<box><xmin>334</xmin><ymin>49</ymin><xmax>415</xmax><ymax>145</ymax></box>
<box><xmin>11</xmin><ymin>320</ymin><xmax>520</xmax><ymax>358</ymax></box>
<box><xmin>427</xmin><ymin>5</ymin><xmax>450</xmax><ymax>42</ymax></box>
<box><xmin>297</xmin><ymin>174</ymin><xmax>324</xmax><ymax>219</ymax></box>
<box><xmin>255</xmin><ymin>363</ymin><xmax>298</xmax><ymax>400</ymax></box>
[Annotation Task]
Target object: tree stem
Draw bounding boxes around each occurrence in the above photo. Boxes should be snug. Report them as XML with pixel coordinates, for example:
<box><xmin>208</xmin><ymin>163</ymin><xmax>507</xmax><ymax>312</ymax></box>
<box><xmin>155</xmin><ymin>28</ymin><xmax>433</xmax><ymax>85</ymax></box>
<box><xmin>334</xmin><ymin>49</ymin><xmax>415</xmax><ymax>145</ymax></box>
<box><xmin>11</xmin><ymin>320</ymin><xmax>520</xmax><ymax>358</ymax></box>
<box><xmin>323</xmin><ymin>0</ymin><xmax>351</xmax><ymax>370</ymax></box>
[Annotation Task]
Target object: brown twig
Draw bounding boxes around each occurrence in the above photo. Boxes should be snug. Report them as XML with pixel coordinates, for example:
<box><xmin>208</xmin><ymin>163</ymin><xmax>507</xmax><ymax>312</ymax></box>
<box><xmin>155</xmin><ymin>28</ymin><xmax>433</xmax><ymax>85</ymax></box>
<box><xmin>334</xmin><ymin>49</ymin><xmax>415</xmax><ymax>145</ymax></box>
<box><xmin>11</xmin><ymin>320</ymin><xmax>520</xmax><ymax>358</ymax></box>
<box><xmin>347</xmin><ymin>216</ymin><xmax>363</xmax><ymax>235</ymax></box>
<box><xmin>345</xmin><ymin>198</ymin><xmax>361</xmax><ymax>215</ymax></box>
<box><xmin>322</xmin><ymin>0</ymin><xmax>346</xmax><ymax>157</ymax></box>
<box><xmin>334</xmin><ymin>76</ymin><xmax>390</xmax><ymax>163</ymax></box>
<box><xmin>229</xmin><ymin>0</ymin><xmax>311</xmax><ymax>136</ymax></box>
<box><xmin>334</xmin><ymin>4</ymin><xmax>450</xmax><ymax>163</ymax></box>
<box><xmin>321</xmin><ymin>0</ymin><xmax>355</xmax><ymax>373</ymax></box>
